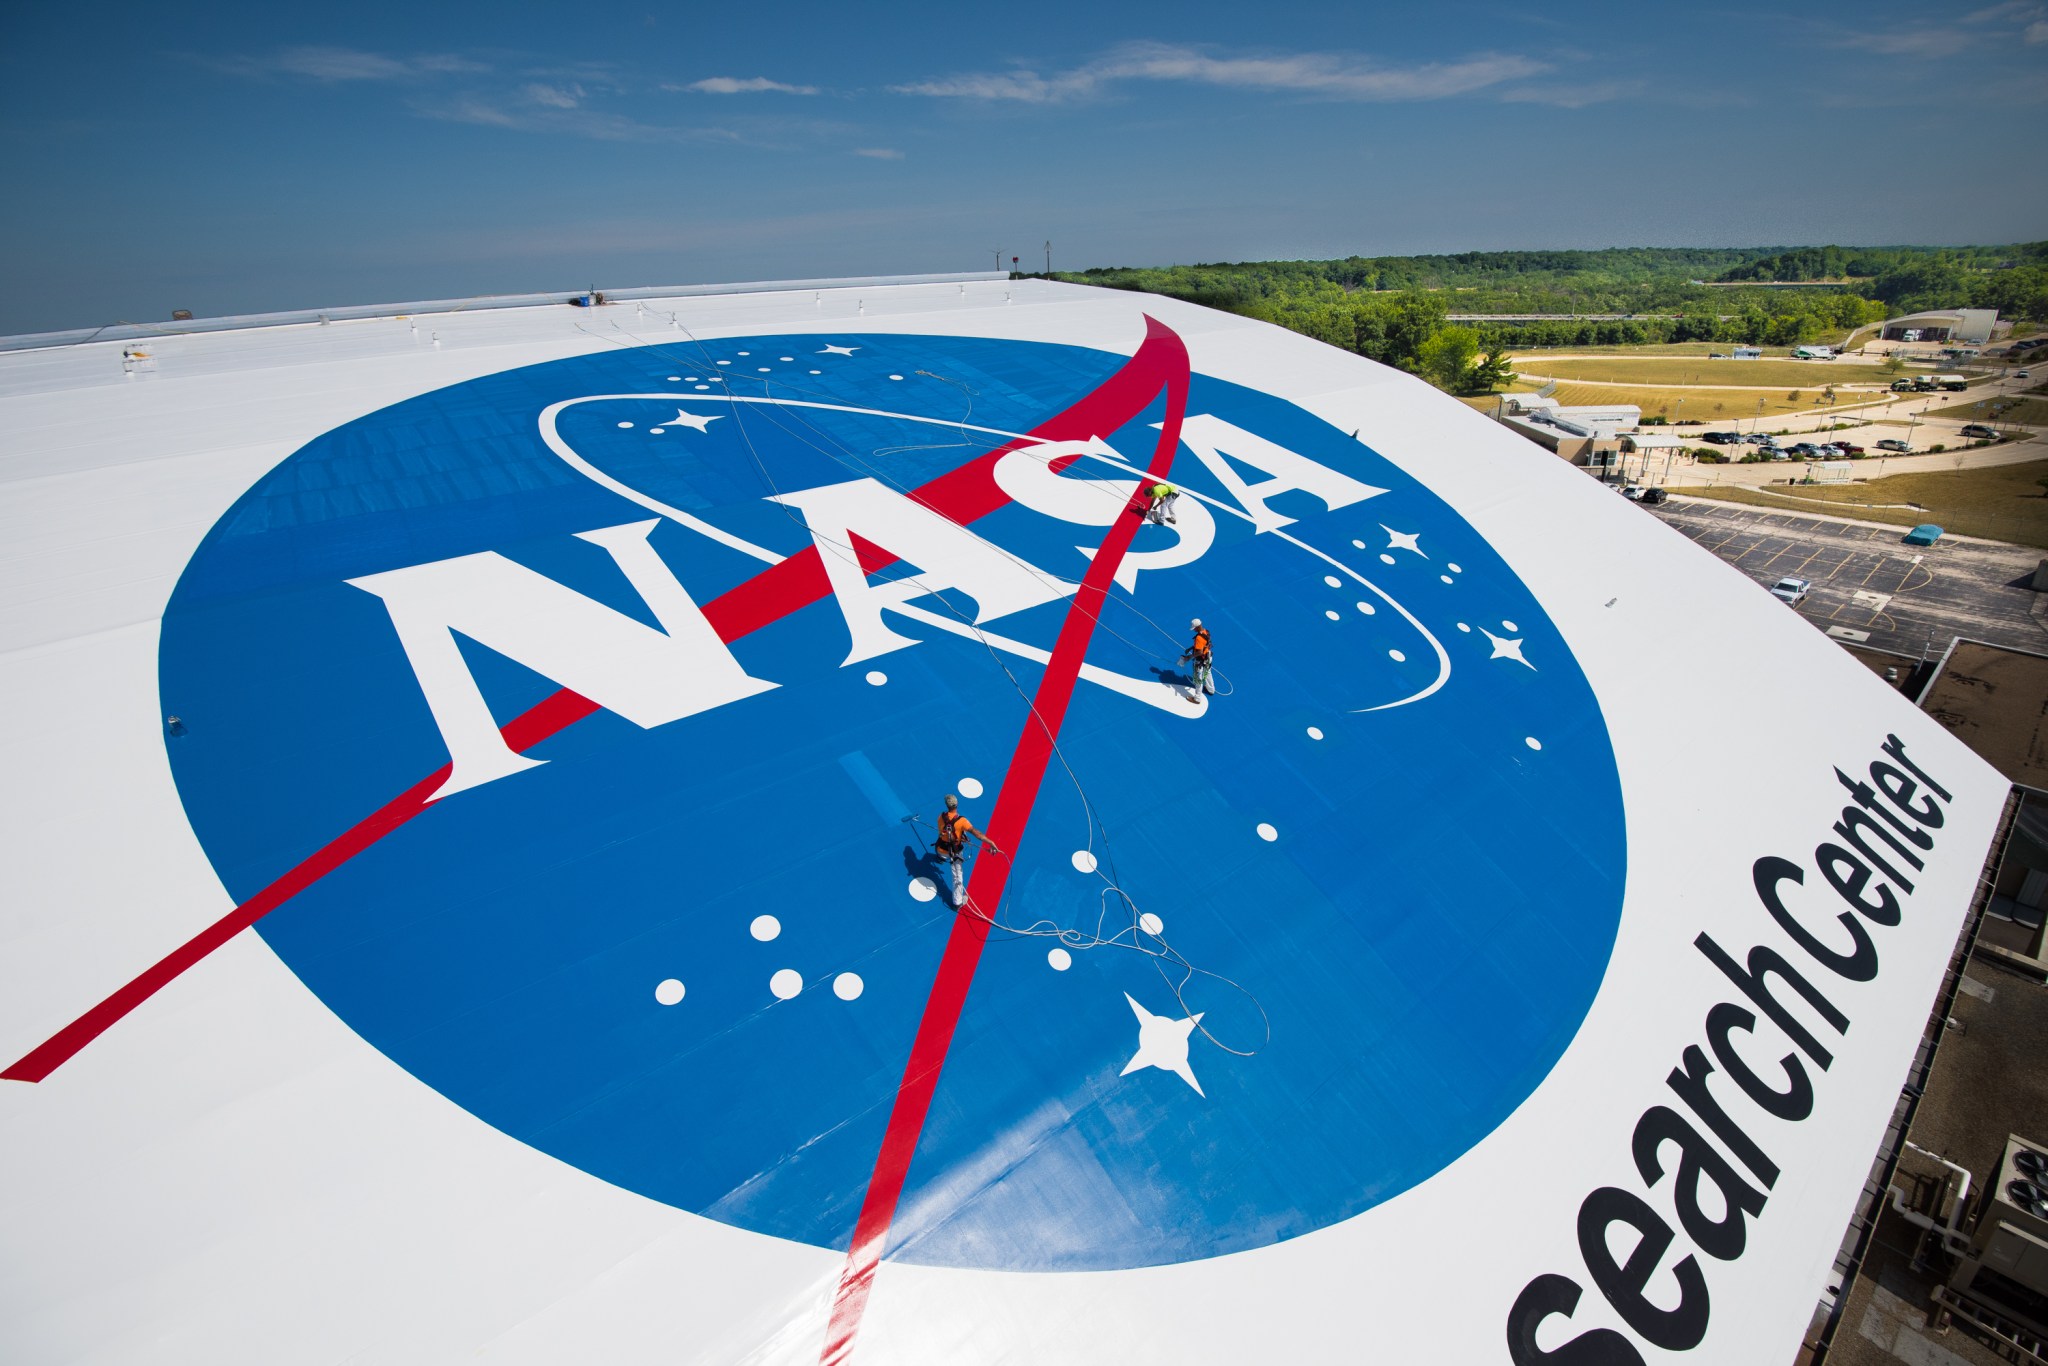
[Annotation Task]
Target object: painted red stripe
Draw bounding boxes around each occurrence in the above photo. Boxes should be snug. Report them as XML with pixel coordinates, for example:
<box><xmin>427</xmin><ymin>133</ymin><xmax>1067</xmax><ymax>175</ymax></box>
<box><xmin>4</xmin><ymin>322</ymin><xmax>1185</xmax><ymax>1084</ymax></box>
<box><xmin>820</xmin><ymin>317</ymin><xmax>1190</xmax><ymax>1364</ymax></box>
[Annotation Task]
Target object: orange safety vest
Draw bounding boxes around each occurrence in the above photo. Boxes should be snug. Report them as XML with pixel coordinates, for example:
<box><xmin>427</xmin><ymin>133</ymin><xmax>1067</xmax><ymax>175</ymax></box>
<box><xmin>937</xmin><ymin>810</ymin><xmax>973</xmax><ymax>855</ymax></box>
<box><xmin>1190</xmin><ymin>627</ymin><xmax>1212</xmax><ymax>661</ymax></box>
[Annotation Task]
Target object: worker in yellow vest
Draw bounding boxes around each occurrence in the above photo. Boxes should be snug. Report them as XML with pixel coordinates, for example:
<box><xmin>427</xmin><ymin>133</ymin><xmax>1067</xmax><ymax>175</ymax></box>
<box><xmin>1146</xmin><ymin>481</ymin><xmax>1180</xmax><ymax>526</ymax></box>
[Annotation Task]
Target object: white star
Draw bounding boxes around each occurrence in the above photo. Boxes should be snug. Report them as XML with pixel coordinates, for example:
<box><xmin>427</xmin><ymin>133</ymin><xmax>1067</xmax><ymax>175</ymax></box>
<box><xmin>1480</xmin><ymin>627</ymin><xmax>1536</xmax><ymax>669</ymax></box>
<box><xmin>664</xmin><ymin>409</ymin><xmax>722</xmax><ymax>433</ymax></box>
<box><xmin>1119</xmin><ymin>993</ymin><xmax>1205</xmax><ymax>1096</ymax></box>
<box><xmin>1382</xmin><ymin>525</ymin><xmax>1426</xmax><ymax>557</ymax></box>
<box><xmin>818</xmin><ymin>344</ymin><xmax>859</xmax><ymax>357</ymax></box>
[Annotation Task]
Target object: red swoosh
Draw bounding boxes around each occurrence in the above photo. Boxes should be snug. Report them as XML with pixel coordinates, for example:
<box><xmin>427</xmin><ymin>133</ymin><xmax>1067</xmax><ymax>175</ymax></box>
<box><xmin>820</xmin><ymin>319</ymin><xmax>1190</xmax><ymax>1363</ymax></box>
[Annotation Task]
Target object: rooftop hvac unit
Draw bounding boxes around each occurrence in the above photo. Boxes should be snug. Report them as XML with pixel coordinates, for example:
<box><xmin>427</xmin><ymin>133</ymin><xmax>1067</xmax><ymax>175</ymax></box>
<box><xmin>1972</xmin><ymin>1136</ymin><xmax>2048</xmax><ymax>1298</ymax></box>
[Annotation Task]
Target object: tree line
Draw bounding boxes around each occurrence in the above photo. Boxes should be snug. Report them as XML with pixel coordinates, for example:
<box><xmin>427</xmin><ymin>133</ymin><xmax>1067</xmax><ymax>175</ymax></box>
<box><xmin>1051</xmin><ymin>242</ymin><xmax>2045</xmax><ymax>394</ymax></box>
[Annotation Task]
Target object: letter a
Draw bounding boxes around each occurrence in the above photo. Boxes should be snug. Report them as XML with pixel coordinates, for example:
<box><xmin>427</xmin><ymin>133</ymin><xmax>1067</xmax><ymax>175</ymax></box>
<box><xmin>1158</xmin><ymin>414</ymin><xmax>1385</xmax><ymax>533</ymax></box>
<box><xmin>348</xmin><ymin>520</ymin><xmax>777</xmax><ymax>799</ymax></box>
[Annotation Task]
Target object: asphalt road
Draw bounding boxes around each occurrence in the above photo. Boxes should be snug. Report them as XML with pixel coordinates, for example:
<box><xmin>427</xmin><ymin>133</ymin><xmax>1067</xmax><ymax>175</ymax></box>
<box><xmin>1647</xmin><ymin>499</ymin><xmax>2048</xmax><ymax>658</ymax></box>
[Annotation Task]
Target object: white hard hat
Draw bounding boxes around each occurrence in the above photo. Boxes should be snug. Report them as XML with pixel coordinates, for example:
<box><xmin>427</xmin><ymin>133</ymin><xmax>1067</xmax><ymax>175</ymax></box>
<box><xmin>1190</xmin><ymin>618</ymin><xmax>1202</xmax><ymax>628</ymax></box>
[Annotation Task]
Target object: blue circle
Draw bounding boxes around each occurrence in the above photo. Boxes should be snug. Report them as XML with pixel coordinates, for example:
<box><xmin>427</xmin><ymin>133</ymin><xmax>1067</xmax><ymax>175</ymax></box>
<box><xmin>158</xmin><ymin>331</ymin><xmax>1624</xmax><ymax>1270</ymax></box>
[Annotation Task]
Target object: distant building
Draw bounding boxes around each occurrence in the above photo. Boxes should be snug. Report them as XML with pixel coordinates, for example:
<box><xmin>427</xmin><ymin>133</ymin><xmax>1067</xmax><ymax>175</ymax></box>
<box><xmin>1494</xmin><ymin>395</ymin><xmax>1638</xmax><ymax>471</ymax></box>
<box><xmin>1496</xmin><ymin>394</ymin><xmax>1640</xmax><ymax>438</ymax></box>
<box><xmin>1880</xmin><ymin>309</ymin><xmax>1999</xmax><ymax>344</ymax></box>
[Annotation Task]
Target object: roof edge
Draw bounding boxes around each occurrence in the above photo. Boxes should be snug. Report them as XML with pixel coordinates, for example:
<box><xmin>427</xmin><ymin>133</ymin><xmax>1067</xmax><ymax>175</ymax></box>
<box><xmin>0</xmin><ymin>271</ymin><xmax>1014</xmax><ymax>354</ymax></box>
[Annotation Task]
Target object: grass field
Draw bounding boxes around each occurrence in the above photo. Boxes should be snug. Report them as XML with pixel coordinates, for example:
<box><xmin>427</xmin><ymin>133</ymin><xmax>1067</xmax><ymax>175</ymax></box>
<box><xmin>1671</xmin><ymin>458</ymin><xmax>2048</xmax><ymax>546</ymax></box>
<box><xmin>1511</xmin><ymin>356</ymin><xmax>1896</xmax><ymax>389</ymax></box>
<box><xmin>1539</xmin><ymin>382</ymin><xmax>1878</xmax><ymax>421</ymax></box>
<box><xmin>1924</xmin><ymin>395</ymin><xmax>2048</xmax><ymax>426</ymax></box>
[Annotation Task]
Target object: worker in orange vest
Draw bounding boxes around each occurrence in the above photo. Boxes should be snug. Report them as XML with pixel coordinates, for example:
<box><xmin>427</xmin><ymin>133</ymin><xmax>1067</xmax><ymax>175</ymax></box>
<box><xmin>935</xmin><ymin>793</ymin><xmax>1001</xmax><ymax>908</ymax></box>
<box><xmin>1182</xmin><ymin>618</ymin><xmax>1214</xmax><ymax>699</ymax></box>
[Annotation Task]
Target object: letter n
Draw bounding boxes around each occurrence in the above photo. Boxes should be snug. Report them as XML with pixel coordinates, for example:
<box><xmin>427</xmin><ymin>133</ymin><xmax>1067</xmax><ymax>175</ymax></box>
<box><xmin>348</xmin><ymin>520</ymin><xmax>777</xmax><ymax>799</ymax></box>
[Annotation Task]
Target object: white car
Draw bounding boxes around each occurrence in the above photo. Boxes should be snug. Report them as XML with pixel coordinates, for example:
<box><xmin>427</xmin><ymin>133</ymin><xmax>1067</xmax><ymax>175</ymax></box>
<box><xmin>1769</xmin><ymin>576</ymin><xmax>1811</xmax><ymax>606</ymax></box>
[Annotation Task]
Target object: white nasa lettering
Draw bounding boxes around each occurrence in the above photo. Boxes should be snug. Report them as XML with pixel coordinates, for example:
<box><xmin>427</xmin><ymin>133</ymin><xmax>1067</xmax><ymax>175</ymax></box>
<box><xmin>347</xmin><ymin>519</ymin><xmax>776</xmax><ymax>800</ymax></box>
<box><xmin>768</xmin><ymin>476</ymin><xmax>1074</xmax><ymax>665</ymax></box>
<box><xmin>992</xmin><ymin>439</ymin><xmax>1217</xmax><ymax>592</ymax></box>
<box><xmin>1159</xmin><ymin>414</ymin><xmax>1386</xmax><ymax>533</ymax></box>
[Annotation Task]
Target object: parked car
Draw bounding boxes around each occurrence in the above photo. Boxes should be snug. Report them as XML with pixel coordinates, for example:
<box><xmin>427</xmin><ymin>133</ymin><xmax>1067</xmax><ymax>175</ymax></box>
<box><xmin>1789</xmin><ymin>443</ymin><xmax>1820</xmax><ymax>456</ymax></box>
<box><xmin>1960</xmin><ymin>424</ymin><xmax>1999</xmax><ymax>439</ymax></box>
<box><xmin>1640</xmin><ymin>487</ymin><xmax>1669</xmax><ymax>505</ymax></box>
<box><xmin>1815</xmin><ymin>445</ymin><xmax>1843</xmax><ymax>457</ymax></box>
<box><xmin>1701</xmin><ymin>431</ymin><xmax>1740</xmax><ymax>444</ymax></box>
<box><xmin>2018</xmin><ymin>370</ymin><xmax>2032</xmax><ymax>379</ymax></box>
<box><xmin>1876</xmin><ymin>439</ymin><xmax>1910</xmax><ymax>452</ymax></box>
<box><xmin>1769</xmin><ymin>577</ymin><xmax>1811</xmax><ymax>605</ymax></box>
<box><xmin>1834</xmin><ymin>443</ymin><xmax>1865</xmax><ymax>455</ymax></box>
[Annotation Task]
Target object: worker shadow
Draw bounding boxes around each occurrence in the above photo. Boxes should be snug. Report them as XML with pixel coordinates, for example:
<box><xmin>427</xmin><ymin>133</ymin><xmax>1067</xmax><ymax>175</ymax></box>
<box><xmin>1148</xmin><ymin>664</ymin><xmax>1197</xmax><ymax>689</ymax></box>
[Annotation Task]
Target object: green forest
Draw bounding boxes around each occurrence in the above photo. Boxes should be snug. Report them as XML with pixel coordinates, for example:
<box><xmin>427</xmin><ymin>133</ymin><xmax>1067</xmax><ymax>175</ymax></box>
<box><xmin>1050</xmin><ymin>242</ymin><xmax>2048</xmax><ymax>395</ymax></box>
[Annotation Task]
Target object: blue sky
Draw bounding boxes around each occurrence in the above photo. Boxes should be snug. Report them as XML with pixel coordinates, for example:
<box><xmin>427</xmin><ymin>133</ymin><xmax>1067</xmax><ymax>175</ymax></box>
<box><xmin>2</xmin><ymin>0</ymin><xmax>2044</xmax><ymax>334</ymax></box>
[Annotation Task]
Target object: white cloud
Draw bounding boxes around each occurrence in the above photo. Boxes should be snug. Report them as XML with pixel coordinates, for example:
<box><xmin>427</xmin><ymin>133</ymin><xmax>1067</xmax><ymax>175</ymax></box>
<box><xmin>1965</xmin><ymin>1</ymin><xmax>2040</xmax><ymax>21</ymax></box>
<box><xmin>225</xmin><ymin>45</ymin><xmax>488</xmax><ymax>82</ymax></box>
<box><xmin>2029</xmin><ymin>19</ymin><xmax>2048</xmax><ymax>41</ymax></box>
<box><xmin>852</xmin><ymin>146</ymin><xmax>905</xmax><ymax>159</ymax></box>
<box><xmin>414</xmin><ymin>97</ymin><xmax>739</xmax><ymax>144</ymax></box>
<box><xmin>892</xmin><ymin>42</ymin><xmax>1546</xmax><ymax>104</ymax></box>
<box><xmin>1498</xmin><ymin>78</ymin><xmax>1644</xmax><ymax>108</ymax></box>
<box><xmin>1843</xmin><ymin>28</ymin><xmax>1975</xmax><ymax>56</ymax></box>
<box><xmin>678</xmin><ymin>76</ymin><xmax>819</xmax><ymax>95</ymax></box>
<box><xmin>522</xmin><ymin>82</ymin><xmax>583</xmax><ymax>109</ymax></box>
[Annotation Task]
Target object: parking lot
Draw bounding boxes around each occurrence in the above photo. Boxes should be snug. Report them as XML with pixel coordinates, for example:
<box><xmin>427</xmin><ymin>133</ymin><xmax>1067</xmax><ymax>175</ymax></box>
<box><xmin>1648</xmin><ymin>499</ymin><xmax>2048</xmax><ymax>658</ymax></box>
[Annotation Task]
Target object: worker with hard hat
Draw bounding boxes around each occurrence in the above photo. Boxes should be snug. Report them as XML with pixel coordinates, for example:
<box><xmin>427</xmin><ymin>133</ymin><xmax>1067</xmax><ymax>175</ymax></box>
<box><xmin>1182</xmin><ymin>618</ymin><xmax>1214</xmax><ymax>699</ymax></box>
<box><xmin>934</xmin><ymin>792</ymin><xmax>1001</xmax><ymax>908</ymax></box>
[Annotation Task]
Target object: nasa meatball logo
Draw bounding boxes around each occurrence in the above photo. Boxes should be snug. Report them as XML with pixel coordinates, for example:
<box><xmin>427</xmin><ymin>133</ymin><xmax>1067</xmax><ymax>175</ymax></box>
<box><xmin>157</xmin><ymin>319</ymin><xmax>1625</xmax><ymax>1270</ymax></box>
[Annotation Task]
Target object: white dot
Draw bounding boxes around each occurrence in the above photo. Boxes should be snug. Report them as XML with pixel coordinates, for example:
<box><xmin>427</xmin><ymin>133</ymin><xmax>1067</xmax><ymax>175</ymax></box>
<box><xmin>1457</xmin><ymin>622</ymin><xmax>1471</xmax><ymax>633</ymax></box>
<box><xmin>1448</xmin><ymin>562</ymin><xmax>1463</xmax><ymax>573</ymax></box>
<box><xmin>1526</xmin><ymin>736</ymin><xmax>1543</xmax><ymax>751</ymax></box>
<box><xmin>1323</xmin><ymin>575</ymin><xmax>1341</xmax><ymax>588</ymax></box>
<box><xmin>1502</xmin><ymin>619</ymin><xmax>1520</xmax><ymax>632</ymax></box>
<box><xmin>1256</xmin><ymin>822</ymin><xmax>1279</xmax><ymax>842</ymax></box>
<box><xmin>866</xmin><ymin>670</ymin><xmax>888</xmax><ymax>686</ymax></box>
<box><xmin>1389</xmin><ymin>649</ymin><xmax>1407</xmax><ymax>662</ymax></box>
<box><xmin>750</xmin><ymin>914</ymin><xmax>781</xmax><ymax>942</ymax></box>
<box><xmin>833</xmin><ymin>972</ymin><xmax>864</xmax><ymax>1001</ymax></box>
<box><xmin>650</xmin><ymin>428</ymin><xmax>667</xmax><ymax>435</ymax></box>
<box><xmin>695</xmin><ymin>385</ymin><xmax>711</xmax><ymax>391</ymax></box>
<box><xmin>737</xmin><ymin>351</ymin><xmax>751</xmax><ymax>356</ymax></box>
<box><xmin>654</xmin><ymin>978</ymin><xmax>685</xmax><ymax>1006</ymax></box>
<box><xmin>666</xmin><ymin>375</ymin><xmax>681</xmax><ymax>382</ymax></box>
<box><xmin>958</xmin><ymin>777</ymin><xmax>984</xmax><ymax>798</ymax></box>
<box><xmin>716</xmin><ymin>360</ymin><xmax>730</xmax><ymax>366</ymax></box>
<box><xmin>1351</xmin><ymin>539</ymin><xmax>1366</xmax><ymax>549</ymax></box>
<box><xmin>908</xmin><ymin>876</ymin><xmax>937</xmax><ymax>902</ymax></box>
<box><xmin>1380</xmin><ymin>553</ymin><xmax>1397</xmax><ymax>565</ymax></box>
<box><xmin>758</xmin><ymin>366</ymin><xmax>771</xmax><ymax>372</ymax></box>
<box><xmin>770</xmin><ymin>969</ymin><xmax>802</xmax><ymax>999</ymax></box>
<box><xmin>1439</xmin><ymin>574</ymin><xmax>1454</xmax><ymax>584</ymax></box>
<box><xmin>889</xmin><ymin>373</ymin><xmax>905</xmax><ymax>381</ymax></box>
<box><xmin>1048</xmin><ymin>948</ymin><xmax>1072</xmax><ymax>971</ymax></box>
<box><xmin>809</xmin><ymin>369</ymin><xmax>822</xmax><ymax>375</ymax></box>
<box><xmin>1071</xmin><ymin>850</ymin><xmax>1098</xmax><ymax>874</ymax></box>
<box><xmin>1325</xmin><ymin>609</ymin><xmax>1341</xmax><ymax>621</ymax></box>
<box><xmin>617</xmin><ymin>421</ymin><xmax>634</xmax><ymax>429</ymax></box>
<box><xmin>1306</xmin><ymin>726</ymin><xmax>1324</xmax><ymax>740</ymax></box>
<box><xmin>1355</xmin><ymin>601</ymin><xmax>1376</xmax><ymax>615</ymax></box>
<box><xmin>779</xmin><ymin>356</ymin><xmax>794</xmax><ymax>362</ymax></box>
<box><xmin>1139</xmin><ymin>912</ymin><xmax>1164</xmax><ymax>935</ymax></box>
